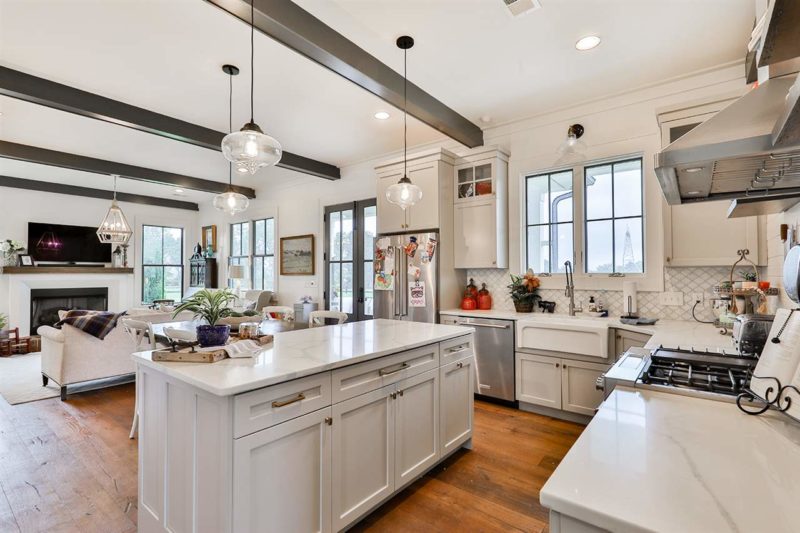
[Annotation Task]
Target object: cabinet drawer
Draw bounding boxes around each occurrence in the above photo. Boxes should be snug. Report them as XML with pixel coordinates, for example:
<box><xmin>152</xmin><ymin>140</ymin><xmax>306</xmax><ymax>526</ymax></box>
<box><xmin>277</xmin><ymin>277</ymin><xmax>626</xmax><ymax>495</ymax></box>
<box><xmin>332</xmin><ymin>343</ymin><xmax>440</xmax><ymax>403</ymax></box>
<box><xmin>234</xmin><ymin>373</ymin><xmax>332</xmax><ymax>438</ymax></box>
<box><xmin>440</xmin><ymin>334</ymin><xmax>474</xmax><ymax>365</ymax></box>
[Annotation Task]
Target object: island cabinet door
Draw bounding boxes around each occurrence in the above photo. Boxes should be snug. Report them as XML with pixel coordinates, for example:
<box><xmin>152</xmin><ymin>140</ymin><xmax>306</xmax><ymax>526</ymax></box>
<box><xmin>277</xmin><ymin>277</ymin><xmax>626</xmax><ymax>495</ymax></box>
<box><xmin>440</xmin><ymin>357</ymin><xmax>474</xmax><ymax>456</ymax></box>
<box><xmin>232</xmin><ymin>407</ymin><xmax>333</xmax><ymax>533</ymax></box>
<box><xmin>394</xmin><ymin>369</ymin><xmax>440</xmax><ymax>489</ymax></box>
<box><xmin>331</xmin><ymin>383</ymin><xmax>396</xmax><ymax>532</ymax></box>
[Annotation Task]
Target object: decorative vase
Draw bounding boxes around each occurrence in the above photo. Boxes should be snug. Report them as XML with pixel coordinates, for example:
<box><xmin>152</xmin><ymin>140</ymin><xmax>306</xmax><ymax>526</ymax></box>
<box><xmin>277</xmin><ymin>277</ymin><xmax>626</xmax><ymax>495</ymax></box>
<box><xmin>513</xmin><ymin>300</ymin><xmax>534</xmax><ymax>313</ymax></box>
<box><xmin>196</xmin><ymin>324</ymin><xmax>230</xmax><ymax>347</ymax></box>
<box><xmin>2</xmin><ymin>253</ymin><xmax>17</xmax><ymax>267</ymax></box>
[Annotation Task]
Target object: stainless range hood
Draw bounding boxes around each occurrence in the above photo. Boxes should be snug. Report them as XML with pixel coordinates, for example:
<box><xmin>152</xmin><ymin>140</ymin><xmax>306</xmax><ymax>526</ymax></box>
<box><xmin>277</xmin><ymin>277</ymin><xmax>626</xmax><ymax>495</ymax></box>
<box><xmin>655</xmin><ymin>0</ymin><xmax>800</xmax><ymax>214</ymax></box>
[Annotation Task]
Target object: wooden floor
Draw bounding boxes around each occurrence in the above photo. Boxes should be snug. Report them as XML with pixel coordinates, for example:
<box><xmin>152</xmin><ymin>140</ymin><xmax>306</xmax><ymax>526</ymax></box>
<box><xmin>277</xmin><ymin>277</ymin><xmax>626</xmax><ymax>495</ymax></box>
<box><xmin>0</xmin><ymin>386</ymin><xmax>583</xmax><ymax>533</ymax></box>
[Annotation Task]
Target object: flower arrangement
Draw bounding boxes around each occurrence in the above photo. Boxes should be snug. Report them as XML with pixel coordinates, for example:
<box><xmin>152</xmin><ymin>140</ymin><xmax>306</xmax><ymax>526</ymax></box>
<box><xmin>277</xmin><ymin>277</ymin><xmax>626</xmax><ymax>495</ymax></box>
<box><xmin>0</xmin><ymin>239</ymin><xmax>25</xmax><ymax>266</ymax></box>
<box><xmin>508</xmin><ymin>270</ymin><xmax>541</xmax><ymax>312</ymax></box>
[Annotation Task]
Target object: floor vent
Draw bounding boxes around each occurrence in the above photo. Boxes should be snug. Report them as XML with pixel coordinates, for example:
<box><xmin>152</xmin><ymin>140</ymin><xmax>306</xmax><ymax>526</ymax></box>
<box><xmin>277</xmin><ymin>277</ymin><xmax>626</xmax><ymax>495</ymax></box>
<box><xmin>503</xmin><ymin>0</ymin><xmax>542</xmax><ymax>17</ymax></box>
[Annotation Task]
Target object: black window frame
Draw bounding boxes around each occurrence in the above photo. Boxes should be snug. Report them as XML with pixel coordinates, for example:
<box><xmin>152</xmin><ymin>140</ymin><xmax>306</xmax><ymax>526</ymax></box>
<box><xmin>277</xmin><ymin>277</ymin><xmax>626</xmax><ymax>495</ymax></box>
<box><xmin>251</xmin><ymin>217</ymin><xmax>276</xmax><ymax>291</ymax></box>
<box><xmin>141</xmin><ymin>224</ymin><xmax>184</xmax><ymax>303</ymax></box>
<box><xmin>583</xmin><ymin>157</ymin><xmax>645</xmax><ymax>274</ymax></box>
<box><xmin>524</xmin><ymin>169</ymin><xmax>575</xmax><ymax>274</ymax></box>
<box><xmin>228</xmin><ymin>221</ymin><xmax>250</xmax><ymax>289</ymax></box>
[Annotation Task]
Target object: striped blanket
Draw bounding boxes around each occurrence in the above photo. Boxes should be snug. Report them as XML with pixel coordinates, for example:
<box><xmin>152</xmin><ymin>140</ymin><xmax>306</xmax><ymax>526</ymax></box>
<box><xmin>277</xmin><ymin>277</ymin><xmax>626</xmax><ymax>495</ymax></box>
<box><xmin>55</xmin><ymin>310</ymin><xmax>126</xmax><ymax>340</ymax></box>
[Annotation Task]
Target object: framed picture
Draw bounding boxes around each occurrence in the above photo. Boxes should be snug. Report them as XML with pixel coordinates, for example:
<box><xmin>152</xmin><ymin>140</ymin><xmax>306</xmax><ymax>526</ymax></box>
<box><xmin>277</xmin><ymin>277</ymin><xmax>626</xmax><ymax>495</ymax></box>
<box><xmin>18</xmin><ymin>254</ymin><xmax>34</xmax><ymax>267</ymax></box>
<box><xmin>280</xmin><ymin>234</ymin><xmax>315</xmax><ymax>275</ymax></box>
<box><xmin>201</xmin><ymin>225</ymin><xmax>217</xmax><ymax>253</ymax></box>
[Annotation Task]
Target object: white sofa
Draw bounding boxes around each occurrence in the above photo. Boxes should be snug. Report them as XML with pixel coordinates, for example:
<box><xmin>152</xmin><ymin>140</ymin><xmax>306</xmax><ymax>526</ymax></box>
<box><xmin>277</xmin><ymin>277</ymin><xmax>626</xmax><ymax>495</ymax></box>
<box><xmin>38</xmin><ymin>310</ymin><xmax>193</xmax><ymax>400</ymax></box>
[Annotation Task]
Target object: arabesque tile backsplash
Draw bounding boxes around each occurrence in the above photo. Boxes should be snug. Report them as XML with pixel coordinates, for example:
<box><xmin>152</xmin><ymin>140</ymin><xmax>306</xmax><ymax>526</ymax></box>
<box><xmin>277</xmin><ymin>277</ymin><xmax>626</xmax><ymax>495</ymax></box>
<box><xmin>466</xmin><ymin>267</ymin><xmax>739</xmax><ymax>322</ymax></box>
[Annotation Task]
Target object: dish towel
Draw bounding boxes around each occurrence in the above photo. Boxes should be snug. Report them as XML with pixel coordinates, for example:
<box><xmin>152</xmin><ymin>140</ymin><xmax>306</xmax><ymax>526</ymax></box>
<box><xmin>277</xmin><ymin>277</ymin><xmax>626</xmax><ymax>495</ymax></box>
<box><xmin>196</xmin><ymin>340</ymin><xmax>264</xmax><ymax>358</ymax></box>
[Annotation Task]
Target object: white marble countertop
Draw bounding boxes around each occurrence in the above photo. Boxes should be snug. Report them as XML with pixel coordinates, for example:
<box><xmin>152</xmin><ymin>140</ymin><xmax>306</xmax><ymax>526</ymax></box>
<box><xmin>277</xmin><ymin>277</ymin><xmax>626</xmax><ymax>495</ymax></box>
<box><xmin>132</xmin><ymin>319</ymin><xmax>473</xmax><ymax>396</ymax></box>
<box><xmin>440</xmin><ymin>309</ymin><xmax>734</xmax><ymax>353</ymax></box>
<box><xmin>540</xmin><ymin>387</ymin><xmax>800</xmax><ymax>533</ymax></box>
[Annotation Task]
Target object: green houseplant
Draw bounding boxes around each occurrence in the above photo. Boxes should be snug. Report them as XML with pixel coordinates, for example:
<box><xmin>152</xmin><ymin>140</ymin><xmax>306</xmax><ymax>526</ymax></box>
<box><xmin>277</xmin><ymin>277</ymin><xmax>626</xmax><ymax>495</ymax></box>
<box><xmin>0</xmin><ymin>313</ymin><xmax>8</xmax><ymax>340</ymax></box>
<box><xmin>172</xmin><ymin>289</ymin><xmax>237</xmax><ymax>347</ymax></box>
<box><xmin>508</xmin><ymin>270</ymin><xmax>541</xmax><ymax>313</ymax></box>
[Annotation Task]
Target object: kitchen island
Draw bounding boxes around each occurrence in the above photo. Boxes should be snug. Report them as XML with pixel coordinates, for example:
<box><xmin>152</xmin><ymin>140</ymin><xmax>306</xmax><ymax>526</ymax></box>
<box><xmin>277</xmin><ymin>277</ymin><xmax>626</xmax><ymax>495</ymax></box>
<box><xmin>132</xmin><ymin>319</ymin><xmax>475</xmax><ymax>533</ymax></box>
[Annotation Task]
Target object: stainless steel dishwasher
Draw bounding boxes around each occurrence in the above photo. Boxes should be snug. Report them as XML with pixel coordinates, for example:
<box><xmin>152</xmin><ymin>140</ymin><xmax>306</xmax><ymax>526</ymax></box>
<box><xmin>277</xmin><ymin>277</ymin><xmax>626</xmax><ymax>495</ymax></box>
<box><xmin>444</xmin><ymin>315</ymin><xmax>515</xmax><ymax>403</ymax></box>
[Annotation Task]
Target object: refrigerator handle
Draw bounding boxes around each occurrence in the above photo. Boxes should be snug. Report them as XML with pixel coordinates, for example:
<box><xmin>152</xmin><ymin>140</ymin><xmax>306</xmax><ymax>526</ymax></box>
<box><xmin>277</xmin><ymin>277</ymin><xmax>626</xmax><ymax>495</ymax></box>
<box><xmin>394</xmin><ymin>246</ymin><xmax>401</xmax><ymax>318</ymax></box>
<box><xmin>401</xmin><ymin>248</ymin><xmax>409</xmax><ymax>317</ymax></box>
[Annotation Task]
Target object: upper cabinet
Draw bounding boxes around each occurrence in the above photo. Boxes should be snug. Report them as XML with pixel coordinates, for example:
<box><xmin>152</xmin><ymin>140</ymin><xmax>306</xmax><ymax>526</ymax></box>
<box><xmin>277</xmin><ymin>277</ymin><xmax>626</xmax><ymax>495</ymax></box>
<box><xmin>657</xmin><ymin>99</ymin><xmax>766</xmax><ymax>266</ymax></box>
<box><xmin>376</xmin><ymin>148</ymin><xmax>456</xmax><ymax>235</ymax></box>
<box><xmin>453</xmin><ymin>148</ymin><xmax>509</xmax><ymax>269</ymax></box>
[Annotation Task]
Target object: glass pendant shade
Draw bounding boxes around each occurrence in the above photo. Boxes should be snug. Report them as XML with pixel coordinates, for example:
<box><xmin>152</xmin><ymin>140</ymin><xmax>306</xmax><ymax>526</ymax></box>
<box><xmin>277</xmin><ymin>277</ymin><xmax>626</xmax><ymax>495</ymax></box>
<box><xmin>213</xmin><ymin>189</ymin><xmax>250</xmax><ymax>216</ymax></box>
<box><xmin>97</xmin><ymin>200</ymin><xmax>133</xmax><ymax>245</ymax></box>
<box><xmin>556</xmin><ymin>124</ymin><xmax>587</xmax><ymax>164</ymax></box>
<box><xmin>386</xmin><ymin>176</ymin><xmax>423</xmax><ymax>210</ymax></box>
<box><xmin>221</xmin><ymin>122</ymin><xmax>282</xmax><ymax>175</ymax></box>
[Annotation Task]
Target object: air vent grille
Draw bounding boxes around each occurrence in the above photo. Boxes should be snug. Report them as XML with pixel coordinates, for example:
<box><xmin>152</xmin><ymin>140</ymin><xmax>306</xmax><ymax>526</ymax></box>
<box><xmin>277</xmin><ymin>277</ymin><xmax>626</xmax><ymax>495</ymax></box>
<box><xmin>502</xmin><ymin>0</ymin><xmax>541</xmax><ymax>17</ymax></box>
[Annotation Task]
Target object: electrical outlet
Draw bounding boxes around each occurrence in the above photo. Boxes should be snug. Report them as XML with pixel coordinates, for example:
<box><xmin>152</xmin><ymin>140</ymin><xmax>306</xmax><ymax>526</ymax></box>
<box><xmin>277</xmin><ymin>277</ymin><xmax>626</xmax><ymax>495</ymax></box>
<box><xmin>659</xmin><ymin>291</ymin><xmax>684</xmax><ymax>306</ymax></box>
<box><xmin>690</xmin><ymin>292</ymin><xmax>705</xmax><ymax>305</ymax></box>
<box><xmin>305</xmin><ymin>280</ymin><xmax>317</xmax><ymax>288</ymax></box>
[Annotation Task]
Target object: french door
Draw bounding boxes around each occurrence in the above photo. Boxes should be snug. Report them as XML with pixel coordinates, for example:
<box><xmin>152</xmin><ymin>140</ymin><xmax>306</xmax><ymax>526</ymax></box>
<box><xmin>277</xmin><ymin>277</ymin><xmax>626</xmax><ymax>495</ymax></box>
<box><xmin>324</xmin><ymin>199</ymin><xmax>376</xmax><ymax>322</ymax></box>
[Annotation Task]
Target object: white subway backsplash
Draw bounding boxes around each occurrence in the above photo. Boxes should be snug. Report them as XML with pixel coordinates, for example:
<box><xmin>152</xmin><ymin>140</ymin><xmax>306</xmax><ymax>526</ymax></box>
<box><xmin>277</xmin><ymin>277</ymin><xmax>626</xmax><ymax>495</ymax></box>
<box><xmin>466</xmin><ymin>267</ymin><xmax>736</xmax><ymax>322</ymax></box>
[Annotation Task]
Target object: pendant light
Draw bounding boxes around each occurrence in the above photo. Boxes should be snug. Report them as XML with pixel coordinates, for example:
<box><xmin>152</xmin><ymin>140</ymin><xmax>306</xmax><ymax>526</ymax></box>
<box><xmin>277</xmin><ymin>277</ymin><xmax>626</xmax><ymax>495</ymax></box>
<box><xmin>386</xmin><ymin>35</ymin><xmax>423</xmax><ymax>210</ymax></box>
<box><xmin>97</xmin><ymin>175</ymin><xmax>133</xmax><ymax>245</ymax></box>
<box><xmin>214</xmin><ymin>64</ymin><xmax>250</xmax><ymax>216</ymax></box>
<box><xmin>220</xmin><ymin>0</ymin><xmax>282</xmax><ymax>174</ymax></box>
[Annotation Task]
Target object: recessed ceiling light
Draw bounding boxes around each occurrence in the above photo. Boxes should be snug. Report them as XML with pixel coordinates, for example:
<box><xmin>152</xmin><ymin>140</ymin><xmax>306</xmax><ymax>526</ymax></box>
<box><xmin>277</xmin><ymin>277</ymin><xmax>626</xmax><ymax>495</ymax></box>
<box><xmin>686</xmin><ymin>190</ymin><xmax>703</xmax><ymax>196</ymax></box>
<box><xmin>575</xmin><ymin>35</ymin><xmax>601</xmax><ymax>51</ymax></box>
<box><xmin>480</xmin><ymin>115</ymin><xmax>492</xmax><ymax>124</ymax></box>
<box><xmin>684</xmin><ymin>167</ymin><xmax>704</xmax><ymax>173</ymax></box>
<box><xmin>374</xmin><ymin>111</ymin><xmax>390</xmax><ymax>120</ymax></box>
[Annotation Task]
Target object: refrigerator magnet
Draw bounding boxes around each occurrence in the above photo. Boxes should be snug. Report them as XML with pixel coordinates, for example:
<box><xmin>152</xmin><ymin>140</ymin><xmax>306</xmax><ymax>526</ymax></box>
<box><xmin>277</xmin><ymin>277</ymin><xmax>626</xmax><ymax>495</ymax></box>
<box><xmin>424</xmin><ymin>238</ymin><xmax>437</xmax><ymax>260</ymax></box>
<box><xmin>404</xmin><ymin>236</ymin><xmax>418</xmax><ymax>257</ymax></box>
<box><xmin>407</xmin><ymin>264</ymin><xmax>421</xmax><ymax>280</ymax></box>
<box><xmin>375</xmin><ymin>270</ymin><xmax>394</xmax><ymax>291</ymax></box>
<box><xmin>375</xmin><ymin>247</ymin><xmax>385</xmax><ymax>262</ymax></box>
<box><xmin>409</xmin><ymin>282</ymin><xmax>426</xmax><ymax>307</ymax></box>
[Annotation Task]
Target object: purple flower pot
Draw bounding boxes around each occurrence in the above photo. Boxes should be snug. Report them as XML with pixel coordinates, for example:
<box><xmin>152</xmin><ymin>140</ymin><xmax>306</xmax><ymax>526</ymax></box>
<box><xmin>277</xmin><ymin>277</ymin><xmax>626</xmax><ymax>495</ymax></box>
<box><xmin>196</xmin><ymin>324</ymin><xmax>230</xmax><ymax>347</ymax></box>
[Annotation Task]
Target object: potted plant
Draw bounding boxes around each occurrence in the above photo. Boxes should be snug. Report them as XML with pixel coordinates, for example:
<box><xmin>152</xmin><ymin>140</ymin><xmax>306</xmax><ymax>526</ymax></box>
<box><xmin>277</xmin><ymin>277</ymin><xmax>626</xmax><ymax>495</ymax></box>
<box><xmin>172</xmin><ymin>289</ymin><xmax>236</xmax><ymax>347</ymax></box>
<box><xmin>508</xmin><ymin>270</ymin><xmax>541</xmax><ymax>313</ymax></box>
<box><xmin>740</xmin><ymin>270</ymin><xmax>758</xmax><ymax>290</ymax></box>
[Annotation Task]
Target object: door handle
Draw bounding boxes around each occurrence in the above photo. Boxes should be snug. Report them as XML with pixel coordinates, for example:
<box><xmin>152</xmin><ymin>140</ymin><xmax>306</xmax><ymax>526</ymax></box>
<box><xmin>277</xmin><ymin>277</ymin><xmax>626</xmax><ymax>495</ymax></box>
<box><xmin>358</xmin><ymin>287</ymin><xmax>364</xmax><ymax>304</ymax></box>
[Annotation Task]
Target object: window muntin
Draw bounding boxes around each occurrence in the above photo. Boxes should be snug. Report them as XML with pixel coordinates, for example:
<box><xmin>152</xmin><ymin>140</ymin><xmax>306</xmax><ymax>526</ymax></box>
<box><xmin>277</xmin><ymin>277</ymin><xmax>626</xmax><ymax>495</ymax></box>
<box><xmin>229</xmin><ymin>222</ymin><xmax>250</xmax><ymax>289</ymax></box>
<box><xmin>142</xmin><ymin>225</ymin><xmax>183</xmax><ymax>303</ymax></box>
<box><xmin>525</xmin><ymin>170</ymin><xmax>574</xmax><ymax>274</ymax></box>
<box><xmin>252</xmin><ymin>218</ymin><xmax>275</xmax><ymax>291</ymax></box>
<box><xmin>584</xmin><ymin>158</ymin><xmax>644</xmax><ymax>274</ymax></box>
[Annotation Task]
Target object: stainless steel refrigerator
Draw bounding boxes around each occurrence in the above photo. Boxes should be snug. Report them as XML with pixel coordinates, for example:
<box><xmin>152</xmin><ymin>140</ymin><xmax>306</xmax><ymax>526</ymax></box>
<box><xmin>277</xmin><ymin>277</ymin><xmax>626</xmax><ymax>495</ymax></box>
<box><xmin>374</xmin><ymin>231</ymin><xmax>439</xmax><ymax>323</ymax></box>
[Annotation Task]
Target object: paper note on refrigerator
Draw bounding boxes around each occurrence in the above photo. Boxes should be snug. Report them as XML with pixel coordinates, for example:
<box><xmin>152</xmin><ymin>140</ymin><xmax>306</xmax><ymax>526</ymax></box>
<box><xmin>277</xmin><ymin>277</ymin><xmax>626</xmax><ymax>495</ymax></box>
<box><xmin>375</xmin><ymin>270</ymin><xmax>394</xmax><ymax>291</ymax></box>
<box><xmin>409</xmin><ymin>282</ymin><xmax>426</xmax><ymax>307</ymax></box>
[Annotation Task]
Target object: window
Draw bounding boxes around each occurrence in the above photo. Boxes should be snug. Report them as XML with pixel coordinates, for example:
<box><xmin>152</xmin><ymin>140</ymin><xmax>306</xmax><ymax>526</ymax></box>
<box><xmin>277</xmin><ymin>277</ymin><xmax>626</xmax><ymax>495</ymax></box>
<box><xmin>229</xmin><ymin>221</ymin><xmax>250</xmax><ymax>289</ymax></box>
<box><xmin>252</xmin><ymin>218</ymin><xmax>275</xmax><ymax>291</ymax></box>
<box><xmin>142</xmin><ymin>225</ymin><xmax>183</xmax><ymax>303</ymax></box>
<box><xmin>525</xmin><ymin>170</ymin><xmax>574</xmax><ymax>274</ymax></box>
<box><xmin>324</xmin><ymin>199</ymin><xmax>376</xmax><ymax>321</ymax></box>
<box><xmin>584</xmin><ymin>158</ymin><xmax>644</xmax><ymax>274</ymax></box>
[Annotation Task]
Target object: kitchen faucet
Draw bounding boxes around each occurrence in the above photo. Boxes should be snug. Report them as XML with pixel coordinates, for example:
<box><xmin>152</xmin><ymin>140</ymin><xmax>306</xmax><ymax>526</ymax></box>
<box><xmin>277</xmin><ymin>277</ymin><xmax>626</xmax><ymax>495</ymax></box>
<box><xmin>564</xmin><ymin>260</ymin><xmax>582</xmax><ymax>316</ymax></box>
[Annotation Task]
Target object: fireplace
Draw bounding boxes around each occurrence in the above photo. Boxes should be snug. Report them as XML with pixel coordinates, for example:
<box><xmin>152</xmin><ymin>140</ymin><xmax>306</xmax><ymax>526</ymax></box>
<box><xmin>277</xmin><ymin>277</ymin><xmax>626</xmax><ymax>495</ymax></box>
<box><xmin>30</xmin><ymin>288</ymin><xmax>109</xmax><ymax>333</ymax></box>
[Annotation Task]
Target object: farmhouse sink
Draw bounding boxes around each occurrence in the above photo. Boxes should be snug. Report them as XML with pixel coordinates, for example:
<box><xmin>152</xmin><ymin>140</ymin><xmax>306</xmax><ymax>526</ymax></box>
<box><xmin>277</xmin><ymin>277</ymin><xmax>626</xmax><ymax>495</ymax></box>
<box><xmin>516</xmin><ymin>316</ymin><xmax>609</xmax><ymax>359</ymax></box>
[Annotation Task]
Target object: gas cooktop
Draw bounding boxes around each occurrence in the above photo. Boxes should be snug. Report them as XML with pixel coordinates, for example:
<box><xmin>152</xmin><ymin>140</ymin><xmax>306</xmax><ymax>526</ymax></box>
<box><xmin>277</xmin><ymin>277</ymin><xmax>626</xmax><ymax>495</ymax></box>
<box><xmin>640</xmin><ymin>347</ymin><xmax>757</xmax><ymax>397</ymax></box>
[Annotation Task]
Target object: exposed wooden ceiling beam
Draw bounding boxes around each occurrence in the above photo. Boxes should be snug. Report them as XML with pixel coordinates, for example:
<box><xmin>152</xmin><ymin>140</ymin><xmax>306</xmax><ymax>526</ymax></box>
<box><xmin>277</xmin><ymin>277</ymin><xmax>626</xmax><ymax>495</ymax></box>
<box><xmin>0</xmin><ymin>140</ymin><xmax>257</xmax><ymax>199</ymax></box>
<box><xmin>0</xmin><ymin>175</ymin><xmax>199</xmax><ymax>211</ymax></box>
<box><xmin>0</xmin><ymin>66</ymin><xmax>341</xmax><ymax>181</ymax></box>
<box><xmin>205</xmin><ymin>0</ymin><xmax>485</xmax><ymax>148</ymax></box>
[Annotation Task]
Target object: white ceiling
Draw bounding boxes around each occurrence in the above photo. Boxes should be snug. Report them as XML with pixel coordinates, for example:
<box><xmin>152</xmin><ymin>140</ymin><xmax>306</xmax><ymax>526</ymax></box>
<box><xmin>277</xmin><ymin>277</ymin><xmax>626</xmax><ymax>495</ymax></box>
<box><xmin>0</xmin><ymin>0</ymin><xmax>754</xmax><ymax>202</ymax></box>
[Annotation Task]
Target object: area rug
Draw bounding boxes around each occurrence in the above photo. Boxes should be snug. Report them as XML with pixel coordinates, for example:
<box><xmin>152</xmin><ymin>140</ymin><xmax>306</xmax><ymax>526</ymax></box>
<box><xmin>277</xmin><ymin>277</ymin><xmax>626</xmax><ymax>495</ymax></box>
<box><xmin>0</xmin><ymin>352</ymin><xmax>60</xmax><ymax>405</ymax></box>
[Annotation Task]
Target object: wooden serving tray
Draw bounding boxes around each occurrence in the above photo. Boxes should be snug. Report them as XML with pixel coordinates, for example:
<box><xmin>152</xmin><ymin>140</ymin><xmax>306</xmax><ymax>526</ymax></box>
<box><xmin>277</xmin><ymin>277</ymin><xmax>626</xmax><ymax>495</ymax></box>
<box><xmin>152</xmin><ymin>335</ymin><xmax>274</xmax><ymax>363</ymax></box>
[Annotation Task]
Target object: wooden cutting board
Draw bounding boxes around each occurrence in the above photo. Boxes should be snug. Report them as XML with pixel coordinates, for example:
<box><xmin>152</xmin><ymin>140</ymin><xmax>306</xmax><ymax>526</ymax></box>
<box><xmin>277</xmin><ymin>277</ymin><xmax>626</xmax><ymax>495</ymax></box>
<box><xmin>152</xmin><ymin>335</ymin><xmax>274</xmax><ymax>363</ymax></box>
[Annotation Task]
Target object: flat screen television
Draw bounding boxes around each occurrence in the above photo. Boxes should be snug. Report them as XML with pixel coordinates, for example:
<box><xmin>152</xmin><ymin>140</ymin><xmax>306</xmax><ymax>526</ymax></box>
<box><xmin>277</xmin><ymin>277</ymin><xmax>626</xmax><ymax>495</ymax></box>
<box><xmin>28</xmin><ymin>222</ymin><xmax>112</xmax><ymax>264</ymax></box>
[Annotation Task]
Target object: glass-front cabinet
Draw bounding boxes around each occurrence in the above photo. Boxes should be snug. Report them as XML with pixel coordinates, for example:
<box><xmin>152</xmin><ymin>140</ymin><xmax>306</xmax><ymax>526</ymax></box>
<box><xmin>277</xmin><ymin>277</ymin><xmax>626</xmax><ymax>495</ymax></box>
<box><xmin>456</xmin><ymin>161</ymin><xmax>495</xmax><ymax>201</ymax></box>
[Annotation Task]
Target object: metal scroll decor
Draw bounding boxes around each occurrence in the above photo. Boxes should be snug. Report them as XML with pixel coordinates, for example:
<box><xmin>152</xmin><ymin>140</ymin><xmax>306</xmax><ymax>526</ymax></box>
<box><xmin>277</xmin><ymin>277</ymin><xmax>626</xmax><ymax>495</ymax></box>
<box><xmin>736</xmin><ymin>374</ymin><xmax>800</xmax><ymax>422</ymax></box>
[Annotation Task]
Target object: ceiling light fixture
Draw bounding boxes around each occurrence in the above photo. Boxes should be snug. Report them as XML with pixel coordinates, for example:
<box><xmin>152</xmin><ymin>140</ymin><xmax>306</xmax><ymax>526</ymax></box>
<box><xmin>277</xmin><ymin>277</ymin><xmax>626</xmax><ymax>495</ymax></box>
<box><xmin>575</xmin><ymin>35</ymin><xmax>601</xmax><ymax>51</ymax></box>
<box><xmin>684</xmin><ymin>167</ymin><xmax>704</xmax><ymax>173</ymax></box>
<box><xmin>385</xmin><ymin>35</ymin><xmax>423</xmax><ymax>211</ymax></box>
<box><xmin>214</xmin><ymin>64</ymin><xmax>250</xmax><ymax>216</ymax></box>
<box><xmin>96</xmin><ymin>175</ymin><xmax>133</xmax><ymax>245</ymax></box>
<box><xmin>374</xmin><ymin>111</ymin><xmax>390</xmax><ymax>120</ymax></box>
<box><xmin>556</xmin><ymin>123</ymin><xmax>587</xmax><ymax>163</ymax></box>
<box><xmin>220</xmin><ymin>0</ymin><xmax>282</xmax><ymax>175</ymax></box>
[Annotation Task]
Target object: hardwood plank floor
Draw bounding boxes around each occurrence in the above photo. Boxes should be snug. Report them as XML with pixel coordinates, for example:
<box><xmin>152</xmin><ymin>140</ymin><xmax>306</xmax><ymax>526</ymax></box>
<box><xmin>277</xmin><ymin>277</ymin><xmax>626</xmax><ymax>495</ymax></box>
<box><xmin>0</xmin><ymin>387</ymin><xmax>584</xmax><ymax>533</ymax></box>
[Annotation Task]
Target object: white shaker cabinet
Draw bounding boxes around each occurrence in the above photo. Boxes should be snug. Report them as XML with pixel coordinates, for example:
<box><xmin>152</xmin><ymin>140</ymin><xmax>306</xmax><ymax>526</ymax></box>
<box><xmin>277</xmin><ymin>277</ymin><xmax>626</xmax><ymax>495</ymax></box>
<box><xmin>395</xmin><ymin>369</ymin><xmax>440</xmax><ymax>489</ymax></box>
<box><xmin>233</xmin><ymin>408</ymin><xmax>333</xmax><ymax>533</ymax></box>
<box><xmin>517</xmin><ymin>353</ymin><xmax>562</xmax><ymax>409</ymax></box>
<box><xmin>658</xmin><ymin>101</ymin><xmax>765</xmax><ymax>266</ymax></box>
<box><xmin>331</xmin><ymin>384</ymin><xmax>396</xmax><ymax>532</ymax></box>
<box><xmin>453</xmin><ymin>148</ymin><xmax>509</xmax><ymax>269</ymax></box>
<box><xmin>439</xmin><ymin>357</ymin><xmax>474</xmax><ymax>456</ymax></box>
<box><xmin>560</xmin><ymin>360</ymin><xmax>608</xmax><ymax>416</ymax></box>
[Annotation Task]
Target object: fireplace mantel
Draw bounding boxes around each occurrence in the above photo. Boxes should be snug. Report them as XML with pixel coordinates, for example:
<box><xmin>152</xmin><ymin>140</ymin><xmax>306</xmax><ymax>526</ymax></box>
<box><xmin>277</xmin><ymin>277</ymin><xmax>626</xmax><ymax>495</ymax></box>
<box><xmin>2</xmin><ymin>266</ymin><xmax>134</xmax><ymax>275</ymax></box>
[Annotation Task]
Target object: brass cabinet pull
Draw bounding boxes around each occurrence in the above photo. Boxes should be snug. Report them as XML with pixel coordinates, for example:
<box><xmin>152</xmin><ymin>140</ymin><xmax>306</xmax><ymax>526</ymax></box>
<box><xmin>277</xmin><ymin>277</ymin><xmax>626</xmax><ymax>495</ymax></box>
<box><xmin>555</xmin><ymin>363</ymin><xmax>560</xmax><ymax>368</ymax></box>
<box><xmin>325</xmin><ymin>417</ymin><xmax>332</xmax><ymax>426</ymax></box>
<box><xmin>390</xmin><ymin>392</ymin><xmax>397</xmax><ymax>399</ymax></box>
<box><xmin>379</xmin><ymin>362</ymin><xmax>410</xmax><ymax>376</ymax></box>
<box><xmin>272</xmin><ymin>393</ymin><xmax>306</xmax><ymax>408</ymax></box>
<box><xmin>447</xmin><ymin>345</ymin><xmax>466</xmax><ymax>353</ymax></box>
<box><xmin>398</xmin><ymin>390</ymin><xmax>404</xmax><ymax>397</ymax></box>
<box><xmin>456</xmin><ymin>362</ymin><xmax>464</xmax><ymax>368</ymax></box>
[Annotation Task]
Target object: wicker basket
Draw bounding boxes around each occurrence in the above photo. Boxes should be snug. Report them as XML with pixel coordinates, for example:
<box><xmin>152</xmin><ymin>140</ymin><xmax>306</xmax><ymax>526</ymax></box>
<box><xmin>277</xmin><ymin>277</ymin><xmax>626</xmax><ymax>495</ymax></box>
<box><xmin>513</xmin><ymin>300</ymin><xmax>534</xmax><ymax>313</ymax></box>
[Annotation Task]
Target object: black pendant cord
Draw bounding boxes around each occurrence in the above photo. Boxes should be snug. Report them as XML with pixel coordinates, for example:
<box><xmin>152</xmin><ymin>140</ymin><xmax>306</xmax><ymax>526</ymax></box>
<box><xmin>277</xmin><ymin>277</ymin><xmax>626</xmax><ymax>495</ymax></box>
<box><xmin>771</xmin><ymin>308</ymin><xmax>799</xmax><ymax>344</ymax></box>
<box><xmin>250</xmin><ymin>0</ymin><xmax>255</xmax><ymax>124</ymax></box>
<box><xmin>229</xmin><ymin>69</ymin><xmax>234</xmax><ymax>188</ymax></box>
<box><xmin>403</xmin><ymin>46</ymin><xmax>407</xmax><ymax>179</ymax></box>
